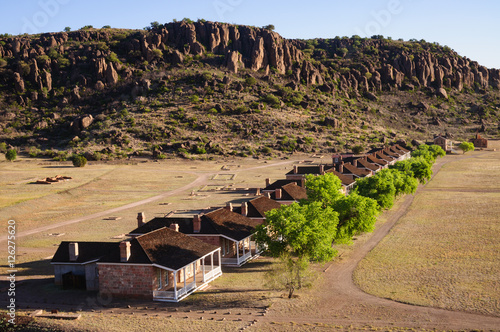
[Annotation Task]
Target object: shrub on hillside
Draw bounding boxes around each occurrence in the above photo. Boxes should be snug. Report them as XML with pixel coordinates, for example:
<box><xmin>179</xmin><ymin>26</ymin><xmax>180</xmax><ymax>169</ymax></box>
<box><xmin>72</xmin><ymin>155</ymin><xmax>87</xmax><ymax>167</ymax></box>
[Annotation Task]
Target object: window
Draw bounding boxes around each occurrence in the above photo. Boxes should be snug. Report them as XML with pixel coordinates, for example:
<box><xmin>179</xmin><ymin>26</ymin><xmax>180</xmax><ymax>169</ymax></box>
<box><xmin>164</xmin><ymin>271</ymin><xmax>169</xmax><ymax>287</ymax></box>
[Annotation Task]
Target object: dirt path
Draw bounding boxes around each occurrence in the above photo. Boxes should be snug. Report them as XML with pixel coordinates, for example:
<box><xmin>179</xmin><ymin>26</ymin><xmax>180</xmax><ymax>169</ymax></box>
<box><xmin>252</xmin><ymin>153</ymin><xmax>500</xmax><ymax>331</ymax></box>
<box><xmin>0</xmin><ymin>159</ymin><xmax>295</xmax><ymax>244</ymax></box>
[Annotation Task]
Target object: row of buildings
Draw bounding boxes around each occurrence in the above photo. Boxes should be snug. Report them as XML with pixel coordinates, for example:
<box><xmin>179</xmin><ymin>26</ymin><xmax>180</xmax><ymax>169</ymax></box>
<box><xmin>51</xmin><ymin>144</ymin><xmax>412</xmax><ymax>302</ymax></box>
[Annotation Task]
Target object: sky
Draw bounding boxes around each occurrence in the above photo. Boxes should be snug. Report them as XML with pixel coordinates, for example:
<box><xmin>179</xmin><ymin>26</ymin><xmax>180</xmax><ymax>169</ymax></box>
<box><xmin>1</xmin><ymin>0</ymin><xmax>499</xmax><ymax>69</ymax></box>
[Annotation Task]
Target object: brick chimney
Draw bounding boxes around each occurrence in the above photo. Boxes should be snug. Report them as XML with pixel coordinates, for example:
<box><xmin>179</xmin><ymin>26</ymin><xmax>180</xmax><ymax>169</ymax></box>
<box><xmin>275</xmin><ymin>188</ymin><xmax>282</xmax><ymax>200</ymax></box>
<box><xmin>193</xmin><ymin>215</ymin><xmax>201</xmax><ymax>233</ymax></box>
<box><xmin>265</xmin><ymin>178</ymin><xmax>271</xmax><ymax>187</ymax></box>
<box><xmin>353</xmin><ymin>159</ymin><xmax>358</xmax><ymax>167</ymax></box>
<box><xmin>319</xmin><ymin>165</ymin><xmax>325</xmax><ymax>175</ymax></box>
<box><xmin>241</xmin><ymin>202</ymin><xmax>248</xmax><ymax>216</ymax></box>
<box><xmin>137</xmin><ymin>212</ymin><xmax>145</xmax><ymax>228</ymax></box>
<box><xmin>226</xmin><ymin>202</ymin><xmax>233</xmax><ymax>212</ymax></box>
<box><xmin>300</xmin><ymin>178</ymin><xmax>305</xmax><ymax>188</ymax></box>
<box><xmin>69</xmin><ymin>242</ymin><xmax>79</xmax><ymax>262</ymax></box>
<box><xmin>119</xmin><ymin>241</ymin><xmax>131</xmax><ymax>262</ymax></box>
<box><xmin>339</xmin><ymin>164</ymin><xmax>344</xmax><ymax>173</ymax></box>
<box><xmin>293</xmin><ymin>165</ymin><xmax>298</xmax><ymax>174</ymax></box>
<box><xmin>169</xmin><ymin>223</ymin><xmax>179</xmax><ymax>232</ymax></box>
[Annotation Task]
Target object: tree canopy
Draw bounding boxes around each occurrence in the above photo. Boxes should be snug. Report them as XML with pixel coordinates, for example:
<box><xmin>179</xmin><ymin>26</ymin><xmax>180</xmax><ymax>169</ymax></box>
<box><xmin>331</xmin><ymin>192</ymin><xmax>379</xmax><ymax>244</ymax></box>
<box><xmin>354</xmin><ymin>169</ymin><xmax>397</xmax><ymax>210</ymax></box>
<box><xmin>411</xmin><ymin>144</ymin><xmax>445</xmax><ymax>162</ymax></box>
<box><xmin>304</xmin><ymin>173</ymin><xmax>343</xmax><ymax>207</ymax></box>
<box><xmin>256</xmin><ymin>201</ymin><xmax>339</xmax><ymax>262</ymax></box>
<box><xmin>458</xmin><ymin>141</ymin><xmax>474</xmax><ymax>154</ymax></box>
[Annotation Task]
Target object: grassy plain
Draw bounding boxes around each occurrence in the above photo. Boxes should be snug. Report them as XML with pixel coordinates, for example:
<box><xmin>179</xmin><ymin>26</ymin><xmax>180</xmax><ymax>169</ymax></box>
<box><xmin>354</xmin><ymin>142</ymin><xmax>500</xmax><ymax>316</ymax></box>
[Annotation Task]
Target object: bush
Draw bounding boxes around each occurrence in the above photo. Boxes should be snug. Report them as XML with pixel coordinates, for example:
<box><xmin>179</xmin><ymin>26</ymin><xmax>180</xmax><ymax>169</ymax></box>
<box><xmin>262</xmin><ymin>94</ymin><xmax>281</xmax><ymax>108</ymax></box>
<box><xmin>72</xmin><ymin>155</ymin><xmax>87</xmax><ymax>167</ymax></box>
<box><xmin>5</xmin><ymin>149</ymin><xmax>17</xmax><ymax>161</ymax></box>
<box><xmin>245</xmin><ymin>76</ymin><xmax>257</xmax><ymax>86</ymax></box>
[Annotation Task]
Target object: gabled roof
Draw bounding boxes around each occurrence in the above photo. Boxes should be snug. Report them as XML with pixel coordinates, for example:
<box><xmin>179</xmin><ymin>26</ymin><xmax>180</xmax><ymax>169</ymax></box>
<box><xmin>357</xmin><ymin>159</ymin><xmax>380</xmax><ymax>171</ymax></box>
<box><xmin>285</xmin><ymin>165</ymin><xmax>334</xmax><ymax>176</ymax></box>
<box><xmin>375</xmin><ymin>151</ymin><xmax>396</xmax><ymax>162</ymax></box>
<box><xmin>342</xmin><ymin>163</ymin><xmax>372</xmax><ymax>177</ymax></box>
<box><xmin>129</xmin><ymin>216</ymin><xmax>218</xmax><ymax>236</ymax></box>
<box><xmin>271</xmin><ymin>182</ymin><xmax>307</xmax><ymax>201</ymax></box>
<box><xmin>203</xmin><ymin>208</ymin><xmax>262</xmax><ymax>241</ymax></box>
<box><xmin>366</xmin><ymin>154</ymin><xmax>388</xmax><ymax>166</ymax></box>
<box><xmin>263</xmin><ymin>179</ymin><xmax>301</xmax><ymax>191</ymax></box>
<box><xmin>245</xmin><ymin>195</ymin><xmax>282</xmax><ymax>218</ymax></box>
<box><xmin>52</xmin><ymin>228</ymin><xmax>219</xmax><ymax>271</ymax></box>
<box><xmin>325</xmin><ymin>169</ymin><xmax>356</xmax><ymax>187</ymax></box>
<box><xmin>134</xmin><ymin>227</ymin><xmax>219</xmax><ymax>270</ymax></box>
<box><xmin>51</xmin><ymin>242</ymin><xmax>119</xmax><ymax>264</ymax></box>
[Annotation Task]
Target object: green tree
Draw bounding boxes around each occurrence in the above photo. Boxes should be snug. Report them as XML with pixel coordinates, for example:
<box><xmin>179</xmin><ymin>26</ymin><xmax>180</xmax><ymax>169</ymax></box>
<box><xmin>64</xmin><ymin>27</ymin><xmax>71</xmax><ymax>32</ymax></box>
<box><xmin>5</xmin><ymin>149</ymin><xmax>17</xmax><ymax>161</ymax></box>
<box><xmin>458</xmin><ymin>141</ymin><xmax>474</xmax><ymax>154</ymax></box>
<box><xmin>391</xmin><ymin>157</ymin><xmax>432</xmax><ymax>184</ymax></box>
<box><xmin>72</xmin><ymin>155</ymin><xmax>87</xmax><ymax>167</ymax></box>
<box><xmin>256</xmin><ymin>202</ymin><xmax>339</xmax><ymax>262</ymax></box>
<box><xmin>331</xmin><ymin>192</ymin><xmax>379</xmax><ymax>244</ymax></box>
<box><xmin>391</xmin><ymin>169</ymin><xmax>418</xmax><ymax>196</ymax></box>
<box><xmin>263</xmin><ymin>24</ymin><xmax>275</xmax><ymax>31</ymax></box>
<box><xmin>305</xmin><ymin>173</ymin><xmax>343</xmax><ymax>207</ymax></box>
<box><xmin>354</xmin><ymin>169</ymin><xmax>396</xmax><ymax>210</ymax></box>
<box><xmin>411</xmin><ymin>144</ymin><xmax>445</xmax><ymax>163</ymax></box>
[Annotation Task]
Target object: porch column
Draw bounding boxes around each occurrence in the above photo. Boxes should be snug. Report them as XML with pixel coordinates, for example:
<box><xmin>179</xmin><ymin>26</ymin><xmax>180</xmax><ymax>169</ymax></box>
<box><xmin>218</xmin><ymin>250</ymin><xmax>221</xmax><ymax>269</ymax></box>
<box><xmin>236</xmin><ymin>240</ymin><xmax>240</xmax><ymax>264</ymax></box>
<box><xmin>249</xmin><ymin>237</ymin><xmax>252</xmax><ymax>256</ymax></box>
<box><xmin>211</xmin><ymin>252</ymin><xmax>214</xmax><ymax>272</ymax></box>
<box><xmin>202</xmin><ymin>256</ymin><xmax>206</xmax><ymax>283</ymax></box>
<box><xmin>174</xmin><ymin>271</ymin><xmax>178</xmax><ymax>301</ymax></box>
<box><xmin>183</xmin><ymin>267</ymin><xmax>187</xmax><ymax>290</ymax></box>
<box><xmin>193</xmin><ymin>262</ymin><xmax>196</xmax><ymax>285</ymax></box>
<box><xmin>242</xmin><ymin>239</ymin><xmax>246</xmax><ymax>258</ymax></box>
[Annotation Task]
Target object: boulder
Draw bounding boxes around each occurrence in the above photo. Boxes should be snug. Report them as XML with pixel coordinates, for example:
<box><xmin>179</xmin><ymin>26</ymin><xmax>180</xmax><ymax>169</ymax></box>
<box><xmin>105</xmin><ymin>63</ymin><xmax>119</xmax><ymax>84</ymax></box>
<box><xmin>13</xmin><ymin>72</ymin><xmax>25</xmax><ymax>93</ymax></box>
<box><xmin>437</xmin><ymin>88</ymin><xmax>448</xmax><ymax>99</ymax></box>
<box><xmin>365</xmin><ymin>91</ymin><xmax>378</xmax><ymax>101</ymax></box>
<box><xmin>324</xmin><ymin>116</ymin><xmax>340</xmax><ymax>128</ymax></box>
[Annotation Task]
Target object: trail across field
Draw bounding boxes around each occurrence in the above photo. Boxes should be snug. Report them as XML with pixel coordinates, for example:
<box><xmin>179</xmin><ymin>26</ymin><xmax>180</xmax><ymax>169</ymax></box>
<box><xmin>0</xmin><ymin>160</ymin><xmax>295</xmax><ymax>244</ymax></box>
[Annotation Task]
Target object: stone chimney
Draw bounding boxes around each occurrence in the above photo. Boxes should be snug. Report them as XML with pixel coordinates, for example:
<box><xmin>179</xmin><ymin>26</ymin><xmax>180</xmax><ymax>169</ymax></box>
<box><xmin>193</xmin><ymin>215</ymin><xmax>201</xmax><ymax>233</ymax></box>
<box><xmin>353</xmin><ymin>159</ymin><xmax>358</xmax><ymax>167</ymax></box>
<box><xmin>169</xmin><ymin>223</ymin><xmax>179</xmax><ymax>232</ymax></box>
<box><xmin>69</xmin><ymin>242</ymin><xmax>79</xmax><ymax>262</ymax></box>
<box><xmin>275</xmin><ymin>188</ymin><xmax>282</xmax><ymax>200</ymax></box>
<box><xmin>339</xmin><ymin>164</ymin><xmax>344</xmax><ymax>173</ymax></box>
<box><xmin>300</xmin><ymin>178</ymin><xmax>305</xmax><ymax>188</ymax></box>
<box><xmin>137</xmin><ymin>212</ymin><xmax>145</xmax><ymax>228</ymax></box>
<box><xmin>119</xmin><ymin>241</ymin><xmax>131</xmax><ymax>262</ymax></box>
<box><xmin>293</xmin><ymin>165</ymin><xmax>298</xmax><ymax>174</ymax></box>
<box><xmin>226</xmin><ymin>202</ymin><xmax>233</xmax><ymax>212</ymax></box>
<box><xmin>319</xmin><ymin>165</ymin><xmax>325</xmax><ymax>175</ymax></box>
<box><xmin>265</xmin><ymin>178</ymin><xmax>271</xmax><ymax>187</ymax></box>
<box><xmin>241</xmin><ymin>202</ymin><xmax>248</xmax><ymax>216</ymax></box>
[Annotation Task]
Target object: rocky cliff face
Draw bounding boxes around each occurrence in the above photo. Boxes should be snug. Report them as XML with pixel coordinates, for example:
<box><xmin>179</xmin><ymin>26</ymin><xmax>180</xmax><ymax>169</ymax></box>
<box><xmin>0</xmin><ymin>21</ymin><xmax>498</xmax><ymax>157</ymax></box>
<box><xmin>0</xmin><ymin>21</ymin><xmax>498</xmax><ymax>104</ymax></box>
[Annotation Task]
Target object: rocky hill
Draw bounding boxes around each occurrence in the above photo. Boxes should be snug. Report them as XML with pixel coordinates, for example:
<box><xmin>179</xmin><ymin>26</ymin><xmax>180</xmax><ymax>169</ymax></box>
<box><xmin>0</xmin><ymin>20</ymin><xmax>499</xmax><ymax>160</ymax></box>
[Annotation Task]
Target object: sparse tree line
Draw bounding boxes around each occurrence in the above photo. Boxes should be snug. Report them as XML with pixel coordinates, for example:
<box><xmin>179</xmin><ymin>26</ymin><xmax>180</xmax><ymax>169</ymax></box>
<box><xmin>256</xmin><ymin>144</ymin><xmax>446</xmax><ymax>297</ymax></box>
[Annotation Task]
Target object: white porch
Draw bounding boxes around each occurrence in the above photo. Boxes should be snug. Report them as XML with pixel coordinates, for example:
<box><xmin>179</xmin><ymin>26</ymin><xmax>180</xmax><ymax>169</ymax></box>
<box><xmin>221</xmin><ymin>235</ymin><xmax>261</xmax><ymax>267</ymax></box>
<box><xmin>153</xmin><ymin>249</ymin><xmax>222</xmax><ymax>302</ymax></box>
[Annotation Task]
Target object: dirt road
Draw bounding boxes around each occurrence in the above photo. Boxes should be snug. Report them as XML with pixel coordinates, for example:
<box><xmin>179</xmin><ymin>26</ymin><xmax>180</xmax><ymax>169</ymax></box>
<box><xmin>251</xmin><ymin>154</ymin><xmax>500</xmax><ymax>331</ymax></box>
<box><xmin>0</xmin><ymin>159</ymin><xmax>295</xmax><ymax>243</ymax></box>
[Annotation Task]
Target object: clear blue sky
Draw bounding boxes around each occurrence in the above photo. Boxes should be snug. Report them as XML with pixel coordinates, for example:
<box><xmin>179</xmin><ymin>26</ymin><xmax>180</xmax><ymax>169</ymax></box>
<box><xmin>1</xmin><ymin>0</ymin><xmax>499</xmax><ymax>69</ymax></box>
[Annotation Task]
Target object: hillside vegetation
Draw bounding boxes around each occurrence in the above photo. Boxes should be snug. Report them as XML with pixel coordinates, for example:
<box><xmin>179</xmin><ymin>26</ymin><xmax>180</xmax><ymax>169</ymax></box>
<box><xmin>0</xmin><ymin>20</ymin><xmax>499</xmax><ymax>161</ymax></box>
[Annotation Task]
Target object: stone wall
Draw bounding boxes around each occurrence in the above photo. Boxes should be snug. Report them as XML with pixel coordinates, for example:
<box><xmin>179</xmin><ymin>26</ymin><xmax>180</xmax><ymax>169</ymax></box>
<box><xmin>98</xmin><ymin>264</ymin><xmax>155</xmax><ymax>299</ymax></box>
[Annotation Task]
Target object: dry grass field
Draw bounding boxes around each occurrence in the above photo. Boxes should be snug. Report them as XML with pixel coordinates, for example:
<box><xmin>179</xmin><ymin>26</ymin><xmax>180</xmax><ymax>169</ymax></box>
<box><xmin>354</xmin><ymin>142</ymin><xmax>500</xmax><ymax>316</ymax></box>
